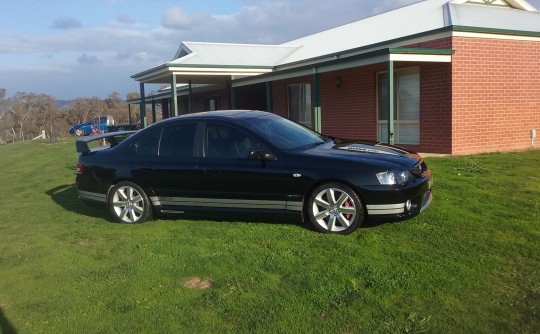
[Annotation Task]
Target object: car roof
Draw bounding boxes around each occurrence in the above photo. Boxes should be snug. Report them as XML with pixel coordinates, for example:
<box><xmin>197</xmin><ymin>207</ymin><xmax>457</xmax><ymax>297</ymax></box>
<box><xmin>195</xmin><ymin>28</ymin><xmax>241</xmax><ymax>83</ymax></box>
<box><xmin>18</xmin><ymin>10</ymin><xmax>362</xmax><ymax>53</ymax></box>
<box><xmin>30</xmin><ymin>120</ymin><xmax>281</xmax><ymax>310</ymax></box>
<box><xmin>127</xmin><ymin>110</ymin><xmax>275</xmax><ymax>142</ymax></box>
<box><xmin>163</xmin><ymin>110</ymin><xmax>269</xmax><ymax>123</ymax></box>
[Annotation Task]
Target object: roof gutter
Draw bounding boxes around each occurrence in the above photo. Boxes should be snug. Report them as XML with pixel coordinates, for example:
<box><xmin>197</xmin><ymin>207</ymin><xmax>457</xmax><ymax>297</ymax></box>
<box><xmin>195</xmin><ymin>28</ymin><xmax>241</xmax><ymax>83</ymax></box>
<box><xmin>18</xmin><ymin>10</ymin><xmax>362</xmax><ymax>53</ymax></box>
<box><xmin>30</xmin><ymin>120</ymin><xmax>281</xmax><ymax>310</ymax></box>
<box><xmin>233</xmin><ymin>47</ymin><xmax>454</xmax><ymax>87</ymax></box>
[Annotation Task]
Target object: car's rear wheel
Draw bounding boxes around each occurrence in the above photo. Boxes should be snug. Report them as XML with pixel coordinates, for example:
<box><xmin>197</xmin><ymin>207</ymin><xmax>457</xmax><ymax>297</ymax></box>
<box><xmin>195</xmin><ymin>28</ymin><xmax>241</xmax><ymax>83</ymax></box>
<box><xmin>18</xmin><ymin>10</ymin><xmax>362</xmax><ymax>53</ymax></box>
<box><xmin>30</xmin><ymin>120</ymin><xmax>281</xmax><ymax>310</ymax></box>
<box><xmin>108</xmin><ymin>181</ymin><xmax>152</xmax><ymax>223</ymax></box>
<box><xmin>307</xmin><ymin>182</ymin><xmax>364</xmax><ymax>234</ymax></box>
<box><xmin>75</xmin><ymin>128</ymin><xmax>85</xmax><ymax>136</ymax></box>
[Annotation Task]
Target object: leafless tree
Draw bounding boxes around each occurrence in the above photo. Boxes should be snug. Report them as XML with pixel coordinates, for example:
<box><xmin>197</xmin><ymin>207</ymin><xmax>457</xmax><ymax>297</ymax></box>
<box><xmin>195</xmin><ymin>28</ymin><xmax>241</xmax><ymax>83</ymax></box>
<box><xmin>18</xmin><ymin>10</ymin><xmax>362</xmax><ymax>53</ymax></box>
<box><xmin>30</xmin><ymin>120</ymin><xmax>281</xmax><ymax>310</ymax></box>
<box><xmin>0</xmin><ymin>88</ymin><xmax>143</xmax><ymax>144</ymax></box>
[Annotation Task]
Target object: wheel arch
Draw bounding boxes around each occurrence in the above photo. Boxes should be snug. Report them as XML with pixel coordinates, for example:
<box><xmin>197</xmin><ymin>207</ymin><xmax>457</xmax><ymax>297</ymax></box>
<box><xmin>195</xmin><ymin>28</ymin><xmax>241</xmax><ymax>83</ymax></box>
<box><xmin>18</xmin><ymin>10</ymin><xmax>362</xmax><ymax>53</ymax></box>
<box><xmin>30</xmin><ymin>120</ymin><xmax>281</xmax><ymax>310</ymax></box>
<box><xmin>105</xmin><ymin>178</ymin><xmax>155</xmax><ymax>209</ymax></box>
<box><xmin>301</xmin><ymin>178</ymin><xmax>368</xmax><ymax>222</ymax></box>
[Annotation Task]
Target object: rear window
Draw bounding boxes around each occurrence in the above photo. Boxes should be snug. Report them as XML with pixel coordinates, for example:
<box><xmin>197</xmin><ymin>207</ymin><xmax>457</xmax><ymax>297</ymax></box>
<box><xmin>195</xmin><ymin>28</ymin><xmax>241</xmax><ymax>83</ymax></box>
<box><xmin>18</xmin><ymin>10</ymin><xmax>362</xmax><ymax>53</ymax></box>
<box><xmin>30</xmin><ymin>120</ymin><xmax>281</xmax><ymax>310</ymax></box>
<box><xmin>136</xmin><ymin>130</ymin><xmax>161</xmax><ymax>157</ymax></box>
<box><xmin>158</xmin><ymin>123</ymin><xmax>197</xmax><ymax>159</ymax></box>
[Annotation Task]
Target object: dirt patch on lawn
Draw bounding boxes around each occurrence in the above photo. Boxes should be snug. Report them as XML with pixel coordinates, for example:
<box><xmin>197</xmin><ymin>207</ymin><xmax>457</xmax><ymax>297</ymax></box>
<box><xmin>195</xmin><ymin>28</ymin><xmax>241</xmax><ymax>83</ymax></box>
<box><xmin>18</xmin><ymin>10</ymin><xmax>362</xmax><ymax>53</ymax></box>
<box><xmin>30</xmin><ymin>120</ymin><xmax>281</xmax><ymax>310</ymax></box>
<box><xmin>183</xmin><ymin>277</ymin><xmax>213</xmax><ymax>290</ymax></box>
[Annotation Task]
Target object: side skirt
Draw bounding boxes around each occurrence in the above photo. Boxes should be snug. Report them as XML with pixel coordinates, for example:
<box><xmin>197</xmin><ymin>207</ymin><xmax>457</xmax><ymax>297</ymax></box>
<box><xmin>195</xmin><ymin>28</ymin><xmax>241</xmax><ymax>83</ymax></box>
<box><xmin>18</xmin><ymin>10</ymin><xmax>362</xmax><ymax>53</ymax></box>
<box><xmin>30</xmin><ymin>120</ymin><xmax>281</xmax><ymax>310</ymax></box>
<box><xmin>150</xmin><ymin>196</ymin><xmax>303</xmax><ymax>212</ymax></box>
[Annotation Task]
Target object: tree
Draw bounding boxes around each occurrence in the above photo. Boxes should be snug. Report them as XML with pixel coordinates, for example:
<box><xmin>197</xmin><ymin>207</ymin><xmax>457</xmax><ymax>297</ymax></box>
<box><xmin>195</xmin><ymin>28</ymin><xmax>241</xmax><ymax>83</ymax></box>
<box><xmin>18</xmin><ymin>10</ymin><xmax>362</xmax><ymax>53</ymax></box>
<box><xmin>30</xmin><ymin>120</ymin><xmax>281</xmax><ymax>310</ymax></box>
<box><xmin>32</xmin><ymin>94</ymin><xmax>59</xmax><ymax>137</ymax></box>
<box><xmin>1</xmin><ymin>92</ymin><xmax>58</xmax><ymax>141</ymax></box>
<box><xmin>0</xmin><ymin>89</ymin><xmax>144</xmax><ymax>144</ymax></box>
<box><xmin>64</xmin><ymin>97</ymin><xmax>107</xmax><ymax>125</ymax></box>
<box><xmin>0</xmin><ymin>88</ymin><xmax>6</xmax><ymax>121</ymax></box>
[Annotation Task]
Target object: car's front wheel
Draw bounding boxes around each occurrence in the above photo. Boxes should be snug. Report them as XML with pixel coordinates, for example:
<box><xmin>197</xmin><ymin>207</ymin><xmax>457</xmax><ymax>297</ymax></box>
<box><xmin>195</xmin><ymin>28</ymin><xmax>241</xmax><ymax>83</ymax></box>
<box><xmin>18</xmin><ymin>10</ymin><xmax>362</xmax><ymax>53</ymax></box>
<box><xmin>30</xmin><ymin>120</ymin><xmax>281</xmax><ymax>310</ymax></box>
<box><xmin>306</xmin><ymin>182</ymin><xmax>364</xmax><ymax>234</ymax></box>
<box><xmin>74</xmin><ymin>128</ymin><xmax>85</xmax><ymax>136</ymax></box>
<box><xmin>108</xmin><ymin>181</ymin><xmax>152</xmax><ymax>223</ymax></box>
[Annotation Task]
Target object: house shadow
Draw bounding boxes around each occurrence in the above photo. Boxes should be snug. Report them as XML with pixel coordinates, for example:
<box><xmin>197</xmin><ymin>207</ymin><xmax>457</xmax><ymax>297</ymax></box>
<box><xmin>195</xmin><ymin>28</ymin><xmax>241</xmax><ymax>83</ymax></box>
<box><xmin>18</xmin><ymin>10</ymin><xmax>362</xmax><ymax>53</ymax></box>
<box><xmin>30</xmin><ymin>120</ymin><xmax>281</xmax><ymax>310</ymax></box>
<box><xmin>0</xmin><ymin>307</ymin><xmax>17</xmax><ymax>334</ymax></box>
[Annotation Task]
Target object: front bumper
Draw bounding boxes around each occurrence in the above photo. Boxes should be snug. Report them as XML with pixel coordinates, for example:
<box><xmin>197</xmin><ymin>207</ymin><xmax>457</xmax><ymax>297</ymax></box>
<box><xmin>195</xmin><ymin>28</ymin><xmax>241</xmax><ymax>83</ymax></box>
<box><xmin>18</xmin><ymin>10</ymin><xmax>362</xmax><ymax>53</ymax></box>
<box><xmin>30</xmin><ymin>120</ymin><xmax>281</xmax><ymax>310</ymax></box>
<box><xmin>358</xmin><ymin>177</ymin><xmax>433</xmax><ymax>221</ymax></box>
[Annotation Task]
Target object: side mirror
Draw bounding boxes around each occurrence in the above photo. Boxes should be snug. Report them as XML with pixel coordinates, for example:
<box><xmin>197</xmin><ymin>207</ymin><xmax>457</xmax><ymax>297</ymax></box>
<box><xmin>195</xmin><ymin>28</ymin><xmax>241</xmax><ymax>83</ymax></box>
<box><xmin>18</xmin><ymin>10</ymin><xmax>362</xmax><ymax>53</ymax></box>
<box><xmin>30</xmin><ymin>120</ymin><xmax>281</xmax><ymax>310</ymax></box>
<box><xmin>248</xmin><ymin>150</ymin><xmax>276</xmax><ymax>161</ymax></box>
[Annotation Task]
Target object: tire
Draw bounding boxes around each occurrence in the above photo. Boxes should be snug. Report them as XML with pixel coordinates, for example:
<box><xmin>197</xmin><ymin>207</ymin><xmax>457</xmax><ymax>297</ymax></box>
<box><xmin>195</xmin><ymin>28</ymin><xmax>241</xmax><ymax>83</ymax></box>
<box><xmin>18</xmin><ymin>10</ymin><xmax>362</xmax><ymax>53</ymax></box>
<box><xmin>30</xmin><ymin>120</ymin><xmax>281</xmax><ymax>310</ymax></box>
<box><xmin>108</xmin><ymin>181</ymin><xmax>152</xmax><ymax>223</ymax></box>
<box><xmin>306</xmin><ymin>182</ymin><xmax>364</xmax><ymax>234</ymax></box>
<box><xmin>75</xmin><ymin>128</ymin><xmax>85</xmax><ymax>137</ymax></box>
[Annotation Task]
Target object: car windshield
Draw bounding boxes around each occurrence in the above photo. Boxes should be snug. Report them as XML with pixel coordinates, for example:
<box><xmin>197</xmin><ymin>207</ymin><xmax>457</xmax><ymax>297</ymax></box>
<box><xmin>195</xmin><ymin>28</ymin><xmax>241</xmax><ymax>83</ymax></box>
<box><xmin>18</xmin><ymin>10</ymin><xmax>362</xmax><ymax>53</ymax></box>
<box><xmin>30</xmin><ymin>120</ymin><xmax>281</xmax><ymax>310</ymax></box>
<box><xmin>248</xmin><ymin>115</ymin><xmax>326</xmax><ymax>151</ymax></box>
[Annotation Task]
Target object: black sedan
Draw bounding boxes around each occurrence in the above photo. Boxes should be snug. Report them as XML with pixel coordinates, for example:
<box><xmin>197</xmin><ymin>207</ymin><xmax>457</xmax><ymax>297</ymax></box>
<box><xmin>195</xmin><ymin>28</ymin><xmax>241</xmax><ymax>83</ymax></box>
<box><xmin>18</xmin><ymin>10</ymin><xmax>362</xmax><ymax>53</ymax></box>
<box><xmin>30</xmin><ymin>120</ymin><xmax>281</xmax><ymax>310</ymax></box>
<box><xmin>75</xmin><ymin>110</ymin><xmax>432</xmax><ymax>234</ymax></box>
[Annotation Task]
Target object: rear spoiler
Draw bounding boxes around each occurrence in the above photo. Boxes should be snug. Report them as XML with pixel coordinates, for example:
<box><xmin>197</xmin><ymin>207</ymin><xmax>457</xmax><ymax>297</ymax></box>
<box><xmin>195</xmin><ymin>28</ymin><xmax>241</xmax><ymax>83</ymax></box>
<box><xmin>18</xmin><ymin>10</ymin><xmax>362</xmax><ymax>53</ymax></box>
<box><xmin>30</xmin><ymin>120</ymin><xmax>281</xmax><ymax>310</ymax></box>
<box><xmin>76</xmin><ymin>131</ymin><xmax>137</xmax><ymax>154</ymax></box>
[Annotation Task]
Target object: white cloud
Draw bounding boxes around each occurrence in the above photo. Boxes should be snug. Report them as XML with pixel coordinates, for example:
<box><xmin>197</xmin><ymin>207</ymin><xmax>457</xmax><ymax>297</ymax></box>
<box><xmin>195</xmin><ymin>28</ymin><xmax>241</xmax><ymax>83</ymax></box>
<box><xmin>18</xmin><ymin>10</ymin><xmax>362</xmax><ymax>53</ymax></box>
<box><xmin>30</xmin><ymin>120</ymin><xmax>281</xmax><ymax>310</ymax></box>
<box><xmin>50</xmin><ymin>16</ymin><xmax>83</xmax><ymax>30</ymax></box>
<box><xmin>161</xmin><ymin>7</ymin><xmax>194</xmax><ymax>30</ymax></box>
<box><xmin>8</xmin><ymin>0</ymin><xmax>540</xmax><ymax>99</ymax></box>
<box><xmin>77</xmin><ymin>53</ymin><xmax>100</xmax><ymax>65</ymax></box>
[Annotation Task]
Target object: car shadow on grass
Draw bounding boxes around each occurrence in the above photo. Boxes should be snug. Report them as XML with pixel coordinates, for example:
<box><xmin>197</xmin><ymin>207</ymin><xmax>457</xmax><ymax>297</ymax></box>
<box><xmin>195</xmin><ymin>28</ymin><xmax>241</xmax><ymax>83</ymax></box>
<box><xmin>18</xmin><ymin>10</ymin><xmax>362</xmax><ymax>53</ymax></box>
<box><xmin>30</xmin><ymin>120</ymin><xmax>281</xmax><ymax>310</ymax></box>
<box><xmin>46</xmin><ymin>184</ymin><xmax>388</xmax><ymax>232</ymax></box>
<box><xmin>0</xmin><ymin>307</ymin><xmax>17</xmax><ymax>334</ymax></box>
<box><xmin>46</xmin><ymin>184</ymin><xmax>110</xmax><ymax>220</ymax></box>
<box><xmin>46</xmin><ymin>184</ymin><xmax>309</xmax><ymax>229</ymax></box>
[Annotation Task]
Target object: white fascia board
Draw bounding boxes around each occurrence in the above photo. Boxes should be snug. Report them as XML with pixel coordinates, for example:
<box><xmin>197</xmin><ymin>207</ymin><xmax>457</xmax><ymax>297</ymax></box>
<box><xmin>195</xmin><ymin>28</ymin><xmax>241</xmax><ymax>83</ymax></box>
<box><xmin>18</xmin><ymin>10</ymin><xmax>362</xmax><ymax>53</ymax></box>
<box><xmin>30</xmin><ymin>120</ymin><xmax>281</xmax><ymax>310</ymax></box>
<box><xmin>169</xmin><ymin>67</ymin><xmax>272</xmax><ymax>74</ymax></box>
<box><xmin>452</xmin><ymin>30</ymin><xmax>540</xmax><ymax>41</ymax></box>
<box><xmin>172</xmin><ymin>71</ymin><xmax>272</xmax><ymax>77</ymax></box>
<box><xmin>388</xmin><ymin>53</ymin><xmax>453</xmax><ymax>62</ymax></box>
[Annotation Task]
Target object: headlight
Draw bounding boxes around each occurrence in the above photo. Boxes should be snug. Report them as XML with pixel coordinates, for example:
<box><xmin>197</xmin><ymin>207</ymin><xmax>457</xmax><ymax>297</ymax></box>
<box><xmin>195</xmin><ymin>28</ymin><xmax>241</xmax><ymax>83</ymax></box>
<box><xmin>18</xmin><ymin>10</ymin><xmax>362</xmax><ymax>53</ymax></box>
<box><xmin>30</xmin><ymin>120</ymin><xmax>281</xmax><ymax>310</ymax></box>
<box><xmin>376</xmin><ymin>170</ymin><xmax>413</xmax><ymax>185</ymax></box>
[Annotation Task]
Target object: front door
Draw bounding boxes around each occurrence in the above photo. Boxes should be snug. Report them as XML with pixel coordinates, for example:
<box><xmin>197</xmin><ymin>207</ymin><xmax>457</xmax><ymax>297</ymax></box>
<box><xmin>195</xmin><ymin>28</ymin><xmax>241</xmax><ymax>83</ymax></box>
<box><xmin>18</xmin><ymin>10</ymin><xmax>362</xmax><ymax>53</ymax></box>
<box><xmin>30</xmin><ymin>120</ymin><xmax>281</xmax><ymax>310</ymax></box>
<box><xmin>196</xmin><ymin>122</ymin><xmax>291</xmax><ymax>211</ymax></box>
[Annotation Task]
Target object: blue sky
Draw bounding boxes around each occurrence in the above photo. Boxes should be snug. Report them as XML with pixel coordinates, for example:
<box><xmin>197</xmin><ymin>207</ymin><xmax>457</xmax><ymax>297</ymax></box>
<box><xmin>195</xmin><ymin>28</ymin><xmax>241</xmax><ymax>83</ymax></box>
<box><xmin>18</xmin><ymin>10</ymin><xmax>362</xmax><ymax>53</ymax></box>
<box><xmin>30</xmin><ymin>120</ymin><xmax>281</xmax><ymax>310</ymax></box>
<box><xmin>1</xmin><ymin>0</ymin><xmax>539</xmax><ymax>100</ymax></box>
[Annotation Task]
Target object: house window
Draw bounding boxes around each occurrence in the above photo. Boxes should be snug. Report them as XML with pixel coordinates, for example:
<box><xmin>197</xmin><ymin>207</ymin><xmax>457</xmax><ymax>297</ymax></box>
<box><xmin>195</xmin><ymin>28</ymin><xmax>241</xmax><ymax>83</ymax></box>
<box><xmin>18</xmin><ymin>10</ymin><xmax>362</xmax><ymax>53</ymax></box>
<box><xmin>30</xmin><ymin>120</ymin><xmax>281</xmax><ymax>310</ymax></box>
<box><xmin>288</xmin><ymin>83</ymin><xmax>312</xmax><ymax>128</ymax></box>
<box><xmin>207</xmin><ymin>96</ymin><xmax>220</xmax><ymax>111</ymax></box>
<box><xmin>377</xmin><ymin>67</ymin><xmax>420</xmax><ymax>145</ymax></box>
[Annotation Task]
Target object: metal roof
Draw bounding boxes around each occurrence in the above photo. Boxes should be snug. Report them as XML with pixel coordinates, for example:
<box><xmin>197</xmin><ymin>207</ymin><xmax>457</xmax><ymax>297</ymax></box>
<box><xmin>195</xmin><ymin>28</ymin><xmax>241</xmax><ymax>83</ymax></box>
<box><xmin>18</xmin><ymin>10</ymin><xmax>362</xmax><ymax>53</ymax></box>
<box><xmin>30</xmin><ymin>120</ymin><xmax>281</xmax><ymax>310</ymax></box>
<box><xmin>447</xmin><ymin>2</ymin><xmax>540</xmax><ymax>31</ymax></box>
<box><xmin>278</xmin><ymin>0</ymin><xmax>540</xmax><ymax>65</ymax></box>
<box><xmin>131</xmin><ymin>0</ymin><xmax>540</xmax><ymax>83</ymax></box>
<box><xmin>172</xmin><ymin>42</ymin><xmax>300</xmax><ymax>67</ymax></box>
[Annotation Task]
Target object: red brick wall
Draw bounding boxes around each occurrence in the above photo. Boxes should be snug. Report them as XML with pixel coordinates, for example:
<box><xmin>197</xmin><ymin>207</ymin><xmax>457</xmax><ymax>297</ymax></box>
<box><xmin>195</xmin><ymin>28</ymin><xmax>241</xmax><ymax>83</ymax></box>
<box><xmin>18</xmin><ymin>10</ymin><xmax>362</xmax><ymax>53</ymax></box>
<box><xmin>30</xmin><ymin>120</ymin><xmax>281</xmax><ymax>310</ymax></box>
<box><xmin>319</xmin><ymin>66</ymin><xmax>379</xmax><ymax>140</ymax></box>
<box><xmin>267</xmin><ymin>36</ymin><xmax>540</xmax><ymax>155</ymax></box>
<box><xmin>271</xmin><ymin>71</ymin><xmax>380</xmax><ymax>140</ymax></box>
<box><xmin>419</xmin><ymin>62</ymin><xmax>453</xmax><ymax>153</ymax></box>
<box><xmin>450</xmin><ymin>36</ymin><xmax>540</xmax><ymax>155</ymax></box>
<box><xmin>271</xmin><ymin>63</ymin><xmax>453</xmax><ymax>154</ymax></box>
<box><xmin>406</xmin><ymin>38</ymin><xmax>453</xmax><ymax>153</ymax></box>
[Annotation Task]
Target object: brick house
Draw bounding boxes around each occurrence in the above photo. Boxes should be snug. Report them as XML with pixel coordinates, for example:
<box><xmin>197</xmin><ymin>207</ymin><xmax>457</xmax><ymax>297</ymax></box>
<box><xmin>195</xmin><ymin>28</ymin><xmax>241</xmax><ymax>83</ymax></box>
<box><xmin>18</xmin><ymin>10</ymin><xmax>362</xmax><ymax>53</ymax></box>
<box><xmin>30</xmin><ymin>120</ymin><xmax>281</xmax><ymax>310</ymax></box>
<box><xmin>130</xmin><ymin>0</ymin><xmax>540</xmax><ymax>155</ymax></box>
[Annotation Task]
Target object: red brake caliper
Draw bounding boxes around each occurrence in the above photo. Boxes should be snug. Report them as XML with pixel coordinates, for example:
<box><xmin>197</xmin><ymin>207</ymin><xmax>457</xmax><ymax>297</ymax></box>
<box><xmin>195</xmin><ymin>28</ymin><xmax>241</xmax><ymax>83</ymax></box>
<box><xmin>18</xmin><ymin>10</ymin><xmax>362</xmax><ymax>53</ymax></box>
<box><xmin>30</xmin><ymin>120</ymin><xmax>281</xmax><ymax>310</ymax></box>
<box><xmin>344</xmin><ymin>200</ymin><xmax>351</xmax><ymax>220</ymax></box>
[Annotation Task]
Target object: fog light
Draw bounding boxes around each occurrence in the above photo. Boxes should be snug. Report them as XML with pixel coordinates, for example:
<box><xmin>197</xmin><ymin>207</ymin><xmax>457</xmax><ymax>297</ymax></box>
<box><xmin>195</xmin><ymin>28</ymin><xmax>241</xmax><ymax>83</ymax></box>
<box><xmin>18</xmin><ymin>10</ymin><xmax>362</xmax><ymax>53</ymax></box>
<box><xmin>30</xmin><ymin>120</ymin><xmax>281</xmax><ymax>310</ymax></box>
<box><xmin>405</xmin><ymin>200</ymin><xmax>412</xmax><ymax>212</ymax></box>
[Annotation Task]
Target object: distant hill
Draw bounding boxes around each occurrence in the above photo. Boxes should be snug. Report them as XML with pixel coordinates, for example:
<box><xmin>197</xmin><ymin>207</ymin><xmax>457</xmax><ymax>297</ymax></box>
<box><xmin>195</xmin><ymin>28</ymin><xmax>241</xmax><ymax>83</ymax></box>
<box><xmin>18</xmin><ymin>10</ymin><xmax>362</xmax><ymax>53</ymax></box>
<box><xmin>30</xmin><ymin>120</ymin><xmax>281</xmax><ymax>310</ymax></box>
<box><xmin>56</xmin><ymin>100</ymin><xmax>73</xmax><ymax>109</ymax></box>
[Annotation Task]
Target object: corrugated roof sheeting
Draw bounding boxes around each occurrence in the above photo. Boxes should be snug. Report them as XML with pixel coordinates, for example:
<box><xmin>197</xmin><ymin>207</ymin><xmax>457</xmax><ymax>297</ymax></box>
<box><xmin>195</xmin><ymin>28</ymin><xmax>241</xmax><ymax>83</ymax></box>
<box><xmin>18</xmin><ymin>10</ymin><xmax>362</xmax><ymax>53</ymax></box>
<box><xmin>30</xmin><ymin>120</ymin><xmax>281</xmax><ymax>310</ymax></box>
<box><xmin>448</xmin><ymin>3</ymin><xmax>540</xmax><ymax>31</ymax></box>
<box><xmin>171</xmin><ymin>42</ymin><xmax>299</xmax><ymax>67</ymax></box>
<box><xmin>131</xmin><ymin>0</ymin><xmax>540</xmax><ymax>82</ymax></box>
<box><xmin>279</xmin><ymin>0</ymin><xmax>451</xmax><ymax>65</ymax></box>
<box><xmin>278</xmin><ymin>0</ymin><xmax>539</xmax><ymax>65</ymax></box>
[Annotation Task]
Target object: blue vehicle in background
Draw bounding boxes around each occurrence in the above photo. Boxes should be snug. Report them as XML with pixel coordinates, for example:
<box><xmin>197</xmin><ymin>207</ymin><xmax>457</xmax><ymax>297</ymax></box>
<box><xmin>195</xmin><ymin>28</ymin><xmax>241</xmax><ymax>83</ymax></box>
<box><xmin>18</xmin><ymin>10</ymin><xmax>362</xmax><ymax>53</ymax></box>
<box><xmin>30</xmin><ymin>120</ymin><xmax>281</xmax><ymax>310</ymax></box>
<box><xmin>69</xmin><ymin>116</ymin><xmax>139</xmax><ymax>136</ymax></box>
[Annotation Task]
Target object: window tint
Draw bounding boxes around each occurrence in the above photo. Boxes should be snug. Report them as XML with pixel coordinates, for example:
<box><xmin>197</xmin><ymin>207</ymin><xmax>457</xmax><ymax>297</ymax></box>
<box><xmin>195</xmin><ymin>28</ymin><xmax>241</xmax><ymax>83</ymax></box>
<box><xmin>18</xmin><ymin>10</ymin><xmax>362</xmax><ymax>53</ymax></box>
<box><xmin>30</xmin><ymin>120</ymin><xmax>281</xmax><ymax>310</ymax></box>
<box><xmin>205</xmin><ymin>124</ymin><xmax>262</xmax><ymax>159</ymax></box>
<box><xmin>249</xmin><ymin>116</ymin><xmax>324</xmax><ymax>151</ymax></box>
<box><xmin>158</xmin><ymin>123</ymin><xmax>197</xmax><ymax>159</ymax></box>
<box><xmin>136</xmin><ymin>130</ymin><xmax>161</xmax><ymax>156</ymax></box>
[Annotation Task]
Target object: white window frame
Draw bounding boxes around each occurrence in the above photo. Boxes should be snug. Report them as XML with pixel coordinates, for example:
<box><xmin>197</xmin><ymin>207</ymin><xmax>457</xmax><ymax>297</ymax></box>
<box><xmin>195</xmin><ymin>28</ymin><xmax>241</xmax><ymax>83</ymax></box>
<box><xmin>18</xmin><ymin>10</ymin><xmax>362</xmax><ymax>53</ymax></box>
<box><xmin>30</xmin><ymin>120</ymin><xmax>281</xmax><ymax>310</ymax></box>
<box><xmin>287</xmin><ymin>83</ymin><xmax>312</xmax><ymax>128</ymax></box>
<box><xmin>377</xmin><ymin>67</ymin><xmax>420</xmax><ymax>145</ymax></box>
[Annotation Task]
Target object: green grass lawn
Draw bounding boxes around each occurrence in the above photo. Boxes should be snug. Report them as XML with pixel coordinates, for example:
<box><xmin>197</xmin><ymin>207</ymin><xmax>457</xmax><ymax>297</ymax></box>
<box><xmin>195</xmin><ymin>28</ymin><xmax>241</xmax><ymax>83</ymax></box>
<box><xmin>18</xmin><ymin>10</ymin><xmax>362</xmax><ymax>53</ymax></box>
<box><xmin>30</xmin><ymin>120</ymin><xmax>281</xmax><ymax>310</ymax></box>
<box><xmin>0</xmin><ymin>139</ymin><xmax>538</xmax><ymax>333</ymax></box>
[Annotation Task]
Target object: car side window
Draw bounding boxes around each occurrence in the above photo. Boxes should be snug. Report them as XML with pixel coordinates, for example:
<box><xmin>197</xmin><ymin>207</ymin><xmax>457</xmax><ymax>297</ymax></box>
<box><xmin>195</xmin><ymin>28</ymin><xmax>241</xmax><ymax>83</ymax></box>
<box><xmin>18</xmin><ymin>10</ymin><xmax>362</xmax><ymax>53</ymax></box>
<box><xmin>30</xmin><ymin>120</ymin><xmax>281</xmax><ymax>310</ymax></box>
<box><xmin>205</xmin><ymin>124</ymin><xmax>262</xmax><ymax>159</ymax></box>
<box><xmin>158</xmin><ymin>123</ymin><xmax>197</xmax><ymax>159</ymax></box>
<box><xmin>136</xmin><ymin>129</ymin><xmax>161</xmax><ymax>157</ymax></box>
